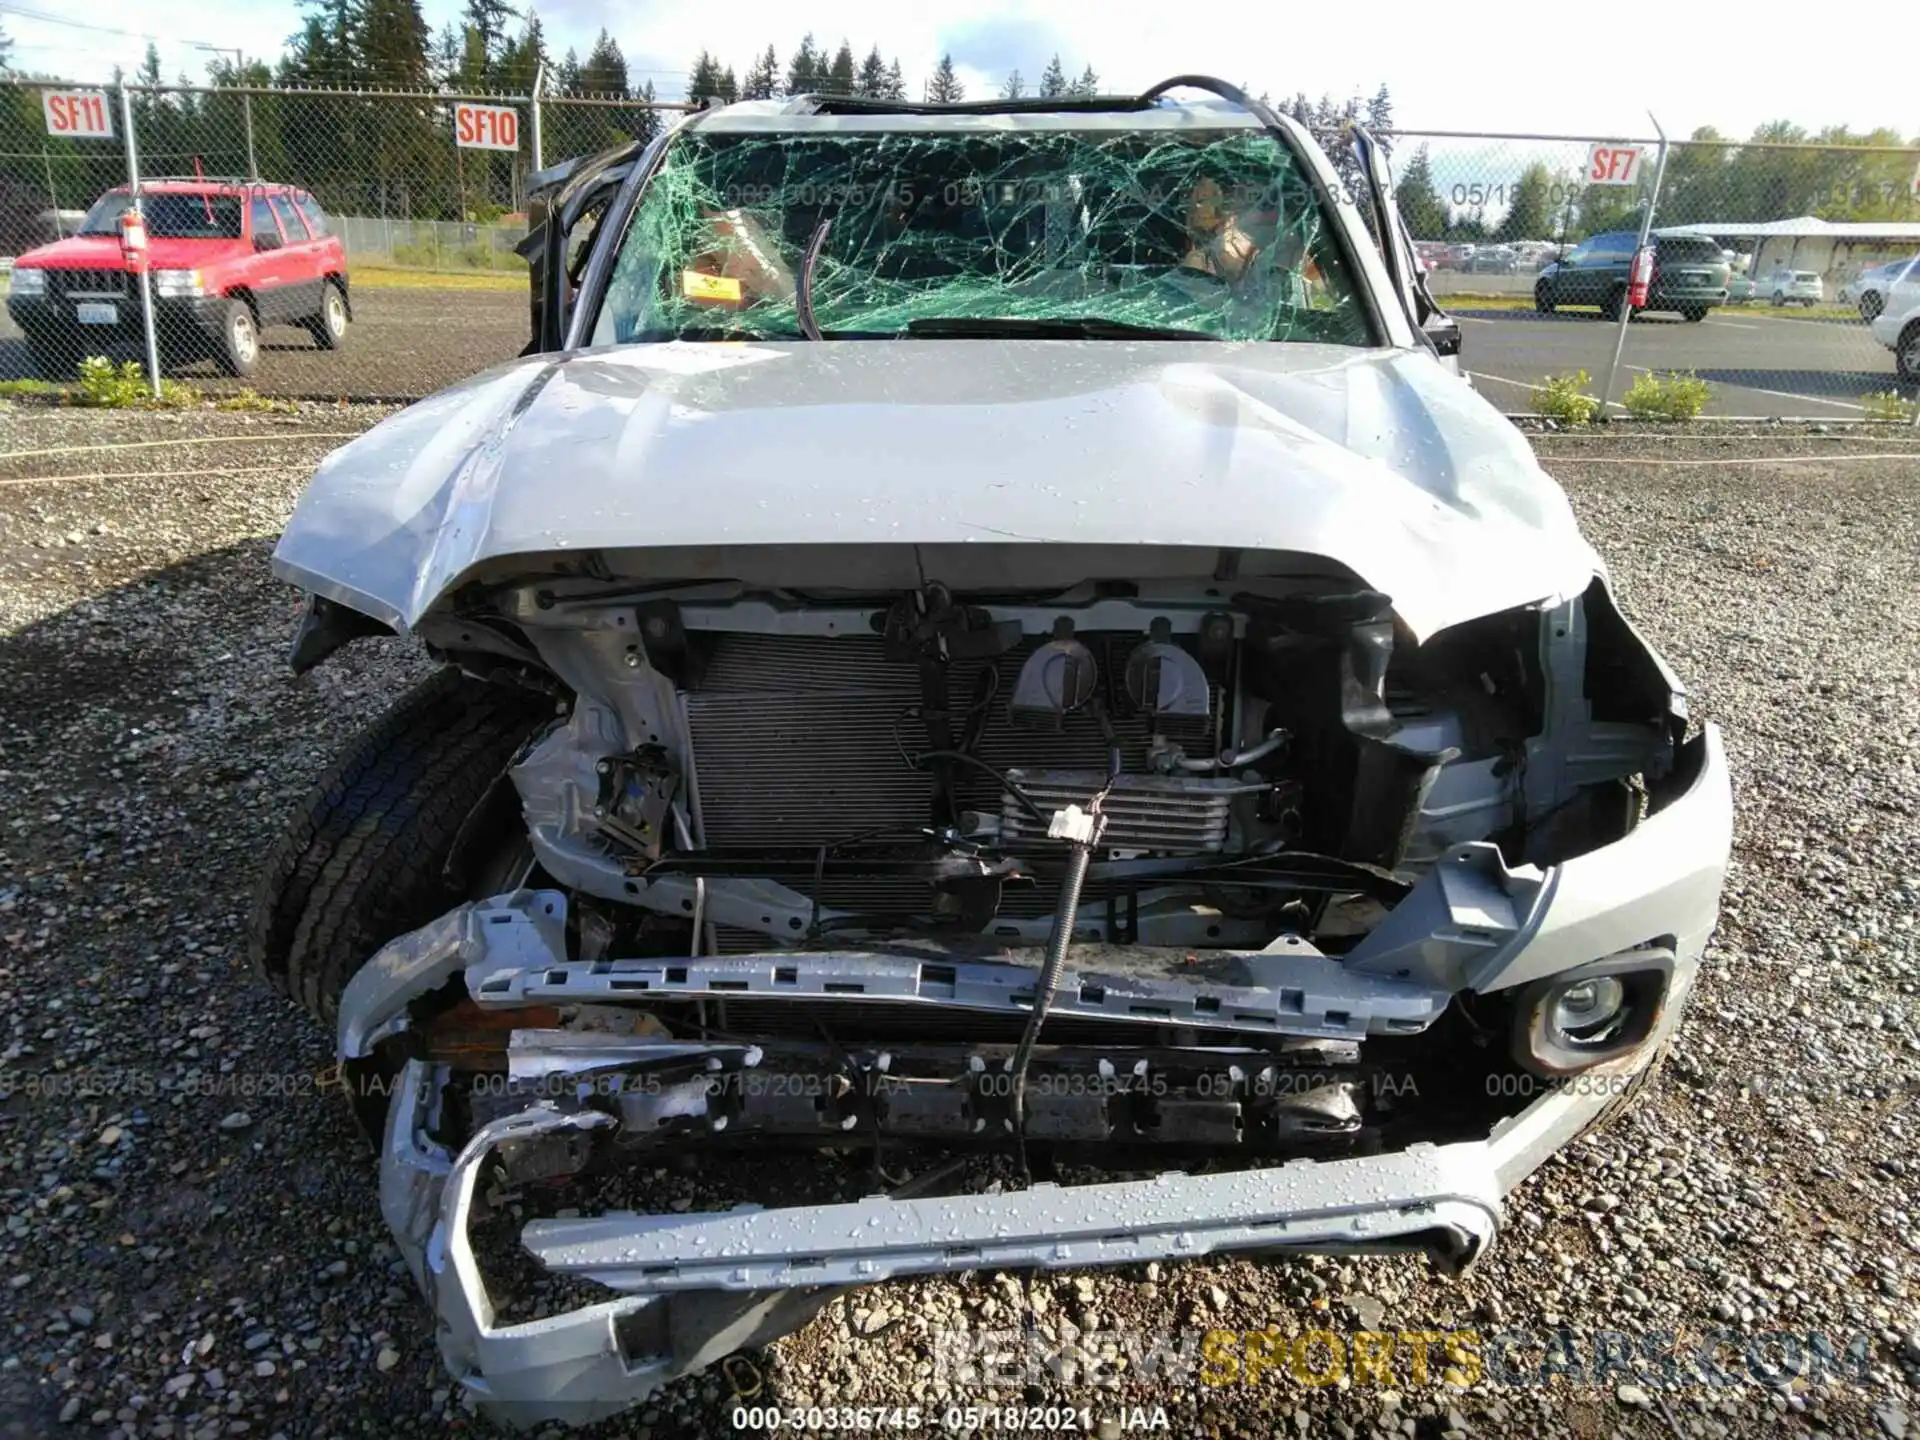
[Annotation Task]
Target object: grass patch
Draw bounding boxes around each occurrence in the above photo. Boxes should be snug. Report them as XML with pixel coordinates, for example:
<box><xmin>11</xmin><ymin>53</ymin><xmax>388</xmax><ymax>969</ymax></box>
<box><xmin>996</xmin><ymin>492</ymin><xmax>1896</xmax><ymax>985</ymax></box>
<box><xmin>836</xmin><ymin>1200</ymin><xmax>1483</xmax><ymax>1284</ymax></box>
<box><xmin>0</xmin><ymin>377</ymin><xmax>61</xmax><ymax>399</ymax></box>
<box><xmin>350</xmin><ymin>264</ymin><xmax>523</xmax><ymax>292</ymax></box>
<box><xmin>214</xmin><ymin>388</ymin><xmax>299</xmax><ymax>414</ymax></box>
<box><xmin>1441</xmin><ymin>292</ymin><xmax>1865</xmax><ymax>324</ymax></box>
<box><xmin>1861</xmin><ymin>390</ymin><xmax>1917</xmax><ymax>423</ymax></box>
<box><xmin>1622</xmin><ymin>370</ymin><xmax>1712</xmax><ymax>421</ymax></box>
<box><xmin>75</xmin><ymin>357</ymin><xmax>197</xmax><ymax>409</ymax></box>
<box><xmin>1531</xmin><ymin>369</ymin><xmax>1600</xmax><ymax>426</ymax></box>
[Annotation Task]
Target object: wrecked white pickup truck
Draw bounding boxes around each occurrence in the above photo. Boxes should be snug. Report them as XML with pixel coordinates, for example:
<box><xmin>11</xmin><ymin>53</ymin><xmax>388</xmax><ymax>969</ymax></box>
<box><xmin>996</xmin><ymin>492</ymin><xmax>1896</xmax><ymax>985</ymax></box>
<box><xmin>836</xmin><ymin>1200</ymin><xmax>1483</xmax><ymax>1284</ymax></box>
<box><xmin>253</xmin><ymin>77</ymin><xmax>1731</xmax><ymax>1428</ymax></box>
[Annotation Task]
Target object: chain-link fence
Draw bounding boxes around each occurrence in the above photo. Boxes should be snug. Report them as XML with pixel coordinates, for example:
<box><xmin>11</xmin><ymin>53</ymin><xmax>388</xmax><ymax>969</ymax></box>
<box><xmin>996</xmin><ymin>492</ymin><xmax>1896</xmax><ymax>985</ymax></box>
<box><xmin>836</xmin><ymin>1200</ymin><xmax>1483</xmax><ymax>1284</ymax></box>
<box><xmin>1384</xmin><ymin>128</ymin><xmax>1920</xmax><ymax>419</ymax></box>
<box><xmin>2</xmin><ymin>81</ymin><xmax>1916</xmax><ymax>416</ymax></box>
<box><xmin>0</xmin><ymin>80</ymin><xmax>687</xmax><ymax>399</ymax></box>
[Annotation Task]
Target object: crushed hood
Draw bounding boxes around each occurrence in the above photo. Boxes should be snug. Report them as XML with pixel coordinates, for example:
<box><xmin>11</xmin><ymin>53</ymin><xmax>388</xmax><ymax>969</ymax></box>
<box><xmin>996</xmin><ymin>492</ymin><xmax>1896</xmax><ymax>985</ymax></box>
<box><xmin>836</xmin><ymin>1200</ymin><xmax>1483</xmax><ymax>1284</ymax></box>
<box><xmin>271</xmin><ymin>340</ymin><xmax>1599</xmax><ymax>644</ymax></box>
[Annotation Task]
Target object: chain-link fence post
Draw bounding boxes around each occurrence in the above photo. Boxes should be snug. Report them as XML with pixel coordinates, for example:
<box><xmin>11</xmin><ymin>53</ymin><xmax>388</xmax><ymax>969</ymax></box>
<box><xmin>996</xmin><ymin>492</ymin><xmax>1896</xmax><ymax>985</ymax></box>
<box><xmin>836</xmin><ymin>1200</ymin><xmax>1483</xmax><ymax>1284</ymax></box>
<box><xmin>118</xmin><ymin>84</ymin><xmax>163</xmax><ymax>399</ymax></box>
<box><xmin>242</xmin><ymin>89</ymin><xmax>259</xmax><ymax>178</ymax></box>
<box><xmin>530</xmin><ymin>62</ymin><xmax>544</xmax><ymax>173</ymax></box>
<box><xmin>41</xmin><ymin>149</ymin><xmax>64</xmax><ymax>236</ymax></box>
<box><xmin>1599</xmin><ymin>115</ymin><xmax>1669</xmax><ymax>414</ymax></box>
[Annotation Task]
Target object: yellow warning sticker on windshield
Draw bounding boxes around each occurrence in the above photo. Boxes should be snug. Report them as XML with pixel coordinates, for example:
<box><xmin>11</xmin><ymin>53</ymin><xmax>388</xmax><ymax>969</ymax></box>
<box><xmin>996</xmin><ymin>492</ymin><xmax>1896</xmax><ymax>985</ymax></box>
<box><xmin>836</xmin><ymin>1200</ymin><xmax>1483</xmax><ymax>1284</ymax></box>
<box><xmin>682</xmin><ymin>270</ymin><xmax>743</xmax><ymax>303</ymax></box>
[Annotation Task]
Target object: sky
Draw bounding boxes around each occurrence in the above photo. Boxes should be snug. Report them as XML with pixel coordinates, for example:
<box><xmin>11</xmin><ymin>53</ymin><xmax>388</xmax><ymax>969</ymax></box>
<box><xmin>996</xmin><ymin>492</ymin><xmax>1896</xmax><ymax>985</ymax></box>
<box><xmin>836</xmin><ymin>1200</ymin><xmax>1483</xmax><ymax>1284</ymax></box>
<box><xmin>4</xmin><ymin>0</ymin><xmax>1915</xmax><ymax>142</ymax></box>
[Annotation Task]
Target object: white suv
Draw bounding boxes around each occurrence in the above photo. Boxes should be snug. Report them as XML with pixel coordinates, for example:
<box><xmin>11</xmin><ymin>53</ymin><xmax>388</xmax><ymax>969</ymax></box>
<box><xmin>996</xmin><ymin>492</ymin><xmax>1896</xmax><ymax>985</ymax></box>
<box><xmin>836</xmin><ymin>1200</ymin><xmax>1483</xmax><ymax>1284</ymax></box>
<box><xmin>1765</xmin><ymin>269</ymin><xmax>1825</xmax><ymax>306</ymax></box>
<box><xmin>1870</xmin><ymin>265</ymin><xmax>1920</xmax><ymax>383</ymax></box>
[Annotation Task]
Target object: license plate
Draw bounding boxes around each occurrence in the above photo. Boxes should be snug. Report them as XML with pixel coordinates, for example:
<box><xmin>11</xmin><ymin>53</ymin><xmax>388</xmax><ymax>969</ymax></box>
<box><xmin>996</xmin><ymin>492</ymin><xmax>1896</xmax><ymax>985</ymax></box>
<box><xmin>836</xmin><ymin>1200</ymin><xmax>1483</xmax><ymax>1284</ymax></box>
<box><xmin>76</xmin><ymin>302</ymin><xmax>117</xmax><ymax>325</ymax></box>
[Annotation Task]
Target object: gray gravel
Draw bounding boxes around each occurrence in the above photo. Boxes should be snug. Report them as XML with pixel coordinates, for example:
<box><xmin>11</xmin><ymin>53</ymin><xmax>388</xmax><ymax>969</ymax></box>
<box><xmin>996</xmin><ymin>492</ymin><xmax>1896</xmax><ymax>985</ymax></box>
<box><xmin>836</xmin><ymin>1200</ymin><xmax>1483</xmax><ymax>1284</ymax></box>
<box><xmin>1</xmin><ymin>406</ymin><xmax>1917</xmax><ymax>1439</ymax></box>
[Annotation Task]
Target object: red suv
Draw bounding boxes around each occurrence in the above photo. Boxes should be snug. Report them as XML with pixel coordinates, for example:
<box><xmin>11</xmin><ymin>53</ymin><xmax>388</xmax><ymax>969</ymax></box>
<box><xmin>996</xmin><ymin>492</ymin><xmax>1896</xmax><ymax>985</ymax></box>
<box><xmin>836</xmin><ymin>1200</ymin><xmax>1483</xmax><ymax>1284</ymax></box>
<box><xmin>7</xmin><ymin>179</ymin><xmax>350</xmax><ymax>378</ymax></box>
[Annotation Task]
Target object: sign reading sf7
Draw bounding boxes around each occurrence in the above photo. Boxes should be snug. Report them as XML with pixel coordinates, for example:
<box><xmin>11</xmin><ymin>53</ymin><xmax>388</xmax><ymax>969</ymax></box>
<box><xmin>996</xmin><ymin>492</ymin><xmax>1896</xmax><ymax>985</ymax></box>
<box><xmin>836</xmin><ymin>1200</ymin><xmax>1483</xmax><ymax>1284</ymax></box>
<box><xmin>1585</xmin><ymin>144</ymin><xmax>1645</xmax><ymax>187</ymax></box>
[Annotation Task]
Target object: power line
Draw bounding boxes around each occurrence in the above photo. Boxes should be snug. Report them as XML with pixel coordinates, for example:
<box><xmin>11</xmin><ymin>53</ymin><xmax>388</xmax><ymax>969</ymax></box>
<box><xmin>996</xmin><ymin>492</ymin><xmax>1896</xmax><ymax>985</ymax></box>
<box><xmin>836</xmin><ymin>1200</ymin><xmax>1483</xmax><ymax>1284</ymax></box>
<box><xmin>0</xmin><ymin>3</ymin><xmax>178</xmax><ymax>42</ymax></box>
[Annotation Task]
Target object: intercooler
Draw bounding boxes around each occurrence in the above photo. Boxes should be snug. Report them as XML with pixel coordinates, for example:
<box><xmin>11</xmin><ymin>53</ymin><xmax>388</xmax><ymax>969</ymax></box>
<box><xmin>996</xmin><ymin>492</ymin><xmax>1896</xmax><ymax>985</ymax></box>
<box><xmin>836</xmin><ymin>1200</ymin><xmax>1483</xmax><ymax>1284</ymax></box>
<box><xmin>682</xmin><ymin>633</ymin><xmax>1225</xmax><ymax>942</ymax></box>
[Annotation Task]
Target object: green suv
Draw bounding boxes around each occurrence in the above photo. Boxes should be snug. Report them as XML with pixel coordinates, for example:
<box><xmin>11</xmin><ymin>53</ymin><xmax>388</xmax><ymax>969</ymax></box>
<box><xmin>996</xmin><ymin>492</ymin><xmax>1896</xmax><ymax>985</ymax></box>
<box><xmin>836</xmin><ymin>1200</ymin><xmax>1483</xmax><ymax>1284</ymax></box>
<box><xmin>1534</xmin><ymin>230</ymin><xmax>1730</xmax><ymax>321</ymax></box>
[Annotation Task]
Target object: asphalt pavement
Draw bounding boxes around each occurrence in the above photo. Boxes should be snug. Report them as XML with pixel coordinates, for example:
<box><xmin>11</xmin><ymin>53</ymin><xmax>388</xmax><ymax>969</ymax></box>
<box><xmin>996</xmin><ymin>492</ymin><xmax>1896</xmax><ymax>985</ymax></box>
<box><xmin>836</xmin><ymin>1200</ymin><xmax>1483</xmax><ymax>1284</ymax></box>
<box><xmin>1</xmin><ymin>281</ymin><xmax>1911</xmax><ymax>417</ymax></box>
<box><xmin>1450</xmin><ymin>303</ymin><xmax>1913</xmax><ymax>417</ymax></box>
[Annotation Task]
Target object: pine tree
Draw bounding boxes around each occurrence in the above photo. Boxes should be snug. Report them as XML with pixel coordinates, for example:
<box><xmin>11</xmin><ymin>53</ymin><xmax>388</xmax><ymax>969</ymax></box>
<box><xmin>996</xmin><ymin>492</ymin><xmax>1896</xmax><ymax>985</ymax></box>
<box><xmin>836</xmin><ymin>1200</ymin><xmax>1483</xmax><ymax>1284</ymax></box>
<box><xmin>462</xmin><ymin>0</ymin><xmax>520</xmax><ymax>61</ymax></box>
<box><xmin>716</xmin><ymin>65</ymin><xmax>738</xmax><ymax>103</ymax></box>
<box><xmin>688</xmin><ymin>50</ymin><xmax>721</xmax><ymax>105</ymax></box>
<box><xmin>430</xmin><ymin>23</ymin><xmax>463</xmax><ymax>86</ymax></box>
<box><xmin>884</xmin><ymin>59</ymin><xmax>906</xmax><ymax>99</ymax></box>
<box><xmin>785</xmin><ymin>33</ymin><xmax>821</xmax><ymax>95</ymax></box>
<box><xmin>1071</xmin><ymin>64</ymin><xmax>1098</xmax><ymax>98</ymax></box>
<box><xmin>492</xmin><ymin>12</ymin><xmax>546</xmax><ymax>92</ymax></box>
<box><xmin>854</xmin><ymin>46</ymin><xmax>887</xmax><ymax>97</ymax></box>
<box><xmin>556</xmin><ymin>47</ymin><xmax>580</xmax><ymax>93</ymax></box>
<box><xmin>0</xmin><ymin>20</ymin><xmax>13</xmax><ymax>75</ymax></box>
<box><xmin>580</xmin><ymin>28</ymin><xmax>627</xmax><ymax>96</ymax></box>
<box><xmin>926</xmin><ymin>53</ymin><xmax>963</xmax><ymax>104</ymax></box>
<box><xmin>1394</xmin><ymin>143</ymin><xmax>1448</xmax><ymax>240</ymax></box>
<box><xmin>1039</xmin><ymin>54</ymin><xmax>1067</xmax><ymax>98</ymax></box>
<box><xmin>633</xmin><ymin>79</ymin><xmax>661</xmax><ymax>144</ymax></box>
<box><xmin>1367</xmin><ymin>84</ymin><xmax>1393</xmax><ymax>141</ymax></box>
<box><xmin>1494</xmin><ymin>162</ymin><xmax>1553</xmax><ymax>242</ymax></box>
<box><xmin>361</xmin><ymin>0</ymin><xmax>432</xmax><ymax>89</ymax></box>
<box><xmin>743</xmin><ymin>44</ymin><xmax>779</xmax><ymax>100</ymax></box>
<box><xmin>1000</xmin><ymin>70</ymin><xmax>1025</xmax><ymax>99</ymax></box>
<box><xmin>825</xmin><ymin>41</ymin><xmax>855</xmax><ymax>95</ymax></box>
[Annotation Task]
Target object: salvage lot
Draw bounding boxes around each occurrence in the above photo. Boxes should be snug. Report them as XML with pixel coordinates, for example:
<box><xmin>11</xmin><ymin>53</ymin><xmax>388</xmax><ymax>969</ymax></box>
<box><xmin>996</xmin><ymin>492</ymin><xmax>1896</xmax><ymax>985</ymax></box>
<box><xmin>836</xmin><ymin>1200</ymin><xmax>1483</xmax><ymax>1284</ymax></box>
<box><xmin>1456</xmin><ymin>306</ymin><xmax>1916</xmax><ymax>418</ymax></box>
<box><xmin>1</xmin><ymin>407</ymin><xmax>1918</xmax><ymax>1438</ymax></box>
<box><xmin>2</xmin><ymin>279</ymin><xmax>1915</xmax><ymax>417</ymax></box>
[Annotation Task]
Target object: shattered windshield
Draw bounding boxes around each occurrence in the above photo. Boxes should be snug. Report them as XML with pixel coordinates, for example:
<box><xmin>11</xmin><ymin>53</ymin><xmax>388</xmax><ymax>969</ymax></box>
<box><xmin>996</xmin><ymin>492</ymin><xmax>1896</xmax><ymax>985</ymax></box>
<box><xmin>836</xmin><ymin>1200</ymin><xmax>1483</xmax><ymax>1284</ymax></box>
<box><xmin>593</xmin><ymin>125</ymin><xmax>1374</xmax><ymax>345</ymax></box>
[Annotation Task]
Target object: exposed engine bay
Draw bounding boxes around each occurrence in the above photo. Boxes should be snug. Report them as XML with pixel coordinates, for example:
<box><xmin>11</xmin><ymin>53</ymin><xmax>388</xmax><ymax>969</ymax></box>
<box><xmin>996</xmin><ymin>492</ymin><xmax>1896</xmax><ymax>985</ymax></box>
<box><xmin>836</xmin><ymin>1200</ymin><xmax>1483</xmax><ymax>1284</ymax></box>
<box><xmin>310</xmin><ymin>539</ymin><xmax>1728</xmax><ymax>1421</ymax></box>
<box><xmin>470</xmin><ymin>568</ymin><xmax>1671</xmax><ymax>955</ymax></box>
<box><xmin>349</xmin><ymin>556</ymin><xmax>1686</xmax><ymax>1178</ymax></box>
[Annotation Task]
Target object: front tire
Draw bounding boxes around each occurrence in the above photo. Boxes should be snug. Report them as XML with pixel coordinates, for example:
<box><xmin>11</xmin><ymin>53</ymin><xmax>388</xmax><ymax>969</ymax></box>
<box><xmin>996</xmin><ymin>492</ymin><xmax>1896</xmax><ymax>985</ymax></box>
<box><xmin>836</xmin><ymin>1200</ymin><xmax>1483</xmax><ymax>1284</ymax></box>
<box><xmin>1600</xmin><ymin>288</ymin><xmax>1625</xmax><ymax>322</ymax></box>
<box><xmin>306</xmin><ymin>281</ymin><xmax>348</xmax><ymax>351</ymax></box>
<box><xmin>1897</xmin><ymin>321</ymin><xmax>1920</xmax><ymax>385</ymax></box>
<box><xmin>214</xmin><ymin>298</ymin><xmax>260</xmax><ymax>377</ymax></box>
<box><xmin>247</xmin><ymin>667</ymin><xmax>558</xmax><ymax>1031</ymax></box>
<box><xmin>1860</xmin><ymin>292</ymin><xmax>1883</xmax><ymax>322</ymax></box>
<box><xmin>1534</xmin><ymin>284</ymin><xmax>1556</xmax><ymax>315</ymax></box>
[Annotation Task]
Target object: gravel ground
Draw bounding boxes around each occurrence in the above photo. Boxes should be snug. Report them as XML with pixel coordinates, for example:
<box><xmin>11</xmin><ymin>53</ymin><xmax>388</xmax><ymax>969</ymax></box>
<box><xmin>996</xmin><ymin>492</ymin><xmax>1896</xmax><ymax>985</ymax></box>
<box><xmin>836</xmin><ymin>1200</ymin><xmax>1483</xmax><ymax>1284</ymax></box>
<box><xmin>1</xmin><ymin>408</ymin><xmax>1917</xmax><ymax>1440</ymax></box>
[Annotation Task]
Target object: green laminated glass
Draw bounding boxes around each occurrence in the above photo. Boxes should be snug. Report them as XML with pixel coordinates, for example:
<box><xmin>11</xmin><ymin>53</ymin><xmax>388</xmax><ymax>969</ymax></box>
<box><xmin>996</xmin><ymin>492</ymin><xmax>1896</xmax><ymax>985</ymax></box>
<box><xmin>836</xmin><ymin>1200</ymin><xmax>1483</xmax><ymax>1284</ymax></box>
<box><xmin>595</xmin><ymin>127</ymin><xmax>1374</xmax><ymax>345</ymax></box>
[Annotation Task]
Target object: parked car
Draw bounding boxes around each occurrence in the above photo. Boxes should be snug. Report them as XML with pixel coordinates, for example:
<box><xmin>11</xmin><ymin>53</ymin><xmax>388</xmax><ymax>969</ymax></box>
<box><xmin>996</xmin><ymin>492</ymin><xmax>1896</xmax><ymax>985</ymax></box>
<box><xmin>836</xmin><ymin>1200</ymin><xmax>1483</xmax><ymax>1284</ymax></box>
<box><xmin>1765</xmin><ymin>269</ymin><xmax>1825</xmax><ymax>307</ymax></box>
<box><xmin>1727</xmin><ymin>274</ymin><xmax>1756</xmax><ymax>304</ymax></box>
<box><xmin>1468</xmin><ymin>244</ymin><xmax>1518</xmax><ymax>274</ymax></box>
<box><xmin>1837</xmin><ymin>256</ymin><xmax>1917</xmax><ymax>321</ymax></box>
<box><xmin>4</xmin><ymin>178</ymin><xmax>349</xmax><ymax>378</ymax></box>
<box><xmin>1533</xmin><ymin>230</ymin><xmax>1730</xmax><ymax>321</ymax></box>
<box><xmin>1869</xmin><ymin>266</ymin><xmax>1920</xmax><ymax>382</ymax></box>
<box><xmin>257</xmin><ymin>78</ymin><xmax>1727</xmax><ymax>1429</ymax></box>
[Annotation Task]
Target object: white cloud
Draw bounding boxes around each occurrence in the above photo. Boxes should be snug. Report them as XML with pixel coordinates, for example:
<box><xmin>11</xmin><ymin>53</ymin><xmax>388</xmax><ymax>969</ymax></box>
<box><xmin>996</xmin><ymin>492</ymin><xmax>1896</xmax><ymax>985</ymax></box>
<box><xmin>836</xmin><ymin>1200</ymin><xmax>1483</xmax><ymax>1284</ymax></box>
<box><xmin>6</xmin><ymin>0</ymin><xmax>1912</xmax><ymax>142</ymax></box>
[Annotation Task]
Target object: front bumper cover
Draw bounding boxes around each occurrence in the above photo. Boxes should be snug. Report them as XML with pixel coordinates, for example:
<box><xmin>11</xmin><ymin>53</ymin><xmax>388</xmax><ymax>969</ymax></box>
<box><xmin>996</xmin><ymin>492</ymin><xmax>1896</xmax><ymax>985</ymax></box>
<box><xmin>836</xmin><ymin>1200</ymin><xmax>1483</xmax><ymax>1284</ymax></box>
<box><xmin>357</xmin><ymin>725</ymin><xmax>1730</xmax><ymax>1429</ymax></box>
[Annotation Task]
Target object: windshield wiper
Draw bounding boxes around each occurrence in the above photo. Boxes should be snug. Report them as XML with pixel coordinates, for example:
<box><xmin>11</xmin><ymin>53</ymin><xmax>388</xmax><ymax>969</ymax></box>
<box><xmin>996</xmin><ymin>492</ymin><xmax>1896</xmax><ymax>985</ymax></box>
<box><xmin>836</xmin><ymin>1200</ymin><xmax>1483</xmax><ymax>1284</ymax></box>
<box><xmin>796</xmin><ymin>217</ymin><xmax>832</xmax><ymax>342</ymax></box>
<box><xmin>904</xmin><ymin>317</ymin><xmax>1220</xmax><ymax>341</ymax></box>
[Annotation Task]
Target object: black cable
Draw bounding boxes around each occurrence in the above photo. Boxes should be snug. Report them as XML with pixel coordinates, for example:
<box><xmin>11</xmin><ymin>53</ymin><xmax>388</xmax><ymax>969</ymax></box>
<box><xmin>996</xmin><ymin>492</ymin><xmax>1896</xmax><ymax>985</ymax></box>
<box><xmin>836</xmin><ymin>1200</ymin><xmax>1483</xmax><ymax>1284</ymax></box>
<box><xmin>913</xmin><ymin>750</ymin><xmax>1047</xmax><ymax>823</ymax></box>
<box><xmin>1008</xmin><ymin>817</ymin><xmax>1100</xmax><ymax>1170</ymax></box>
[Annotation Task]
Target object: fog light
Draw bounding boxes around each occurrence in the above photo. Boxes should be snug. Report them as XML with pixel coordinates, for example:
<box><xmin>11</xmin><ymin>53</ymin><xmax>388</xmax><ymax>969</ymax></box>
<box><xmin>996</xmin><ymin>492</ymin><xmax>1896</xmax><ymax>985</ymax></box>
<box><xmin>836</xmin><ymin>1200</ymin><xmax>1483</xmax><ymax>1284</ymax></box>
<box><xmin>1511</xmin><ymin>951</ymin><xmax>1671</xmax><ymax>1078</ymax></box>
<box><xmin>1549</xmin><ymin>976</ymin><xmax>1625</xmax><ymax>1041</ymax></box>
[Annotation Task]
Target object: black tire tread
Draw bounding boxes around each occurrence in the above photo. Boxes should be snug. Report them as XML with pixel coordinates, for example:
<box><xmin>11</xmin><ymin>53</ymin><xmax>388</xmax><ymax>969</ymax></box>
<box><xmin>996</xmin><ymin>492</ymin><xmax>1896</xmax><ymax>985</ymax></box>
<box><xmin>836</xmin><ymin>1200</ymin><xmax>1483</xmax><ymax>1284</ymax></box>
<box><xmin>247</xmin><ymin>668</ymin><xmax>555</xmax><ymax>1026</ymax></box>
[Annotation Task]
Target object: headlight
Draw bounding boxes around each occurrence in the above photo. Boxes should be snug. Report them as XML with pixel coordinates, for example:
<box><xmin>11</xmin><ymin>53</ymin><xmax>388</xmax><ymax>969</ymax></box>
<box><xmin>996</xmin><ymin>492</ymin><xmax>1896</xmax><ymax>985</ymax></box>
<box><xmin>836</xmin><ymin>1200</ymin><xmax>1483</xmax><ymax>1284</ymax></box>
<box><xmin>9</xmin><ymin>268</ymin><xmax>45</xmax><ymax>295</ymax></box>
<box><xmin>152</xmin><ymin>269</ymin><xmax>205</xmax><ymax>297</ymax></box>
